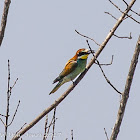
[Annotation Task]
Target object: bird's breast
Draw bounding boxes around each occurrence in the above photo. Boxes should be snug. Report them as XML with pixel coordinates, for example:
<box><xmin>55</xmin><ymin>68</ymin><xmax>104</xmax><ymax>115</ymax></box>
<box><xmin>63</xmin><ymin>59</ymin><xmax>87</xmax><ymax>82</ymax></box>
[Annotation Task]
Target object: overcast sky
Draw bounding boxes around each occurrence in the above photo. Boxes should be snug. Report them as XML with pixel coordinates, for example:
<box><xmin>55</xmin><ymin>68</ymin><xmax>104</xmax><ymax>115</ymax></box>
<box><xmin>0</xmin><ymin>0</ymin><xmax>140</xmax><ymax>140</ymax></box>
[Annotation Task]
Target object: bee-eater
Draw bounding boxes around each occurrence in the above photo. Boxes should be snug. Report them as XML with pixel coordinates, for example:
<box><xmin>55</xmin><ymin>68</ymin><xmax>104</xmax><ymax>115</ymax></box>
<box><xmin>49</xmin><ymin>48</ymin><xmax>92</xmax><ymax>95</ymax></box>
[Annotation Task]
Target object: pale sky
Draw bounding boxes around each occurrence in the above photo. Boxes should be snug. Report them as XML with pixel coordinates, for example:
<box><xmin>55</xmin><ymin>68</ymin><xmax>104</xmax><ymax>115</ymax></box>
<box><xmin>0</xmin><ymin>0</ymin><xmax>140</xmax><ymax>140</ymax></box>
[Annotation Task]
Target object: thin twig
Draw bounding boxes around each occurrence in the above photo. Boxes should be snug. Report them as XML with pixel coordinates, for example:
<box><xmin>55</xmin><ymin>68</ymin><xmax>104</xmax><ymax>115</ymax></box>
<box><xmin>104</xmin><ymin>128</ymin><xmax>109</xmax><ymax>140</ymax></box>
<box><xmin>43</xmin><ymin>115</ymin><xmax>48</xmax><ymax>140</ymax></box>
<box><xmin>71</xmin><ymin>130</ymin><xmax>73</xmax><ymax>140</ymax></box>
<box><xmin>11</xmin><ymin>1</ymin><xmax>136</xmax><ymax>139</ymax></box>
<box><xmin>122</xmin><ymin>0</ymin><xmax>128</xmax><ymax>7</ymax></box>
<box><xmin>75</xmin><ymin>30</ymin><xmax>100</xmax><ymax>46</ymax></box>
<box><xmin>0</xmin><ymin>118</ymin><xmax>6</xmax><ymax>126</ymax></box>
<box><xmin>51</xmin><ymin>107</ymin><xmax>57</xmax><ymax>140</ymax></box>
<box><xmin>125</xmin><ymin>14</ymin><xmax>140</xmax><ymax>24</ymax></box>
<box><xmin>5</xmin><ymin>59</ymin><xmax>11</xmax><ymax>140</ymax></box>
<box><xmin>8</xmin><ymin>100</ymin><xmax>20</xmax><ymax>126</ymax></box>
<box><xmin>110</xmin><ymin>36</ymin><xmax>140</xmax><ymax>140</ymax></box>
<box><xmin>130</xmin><ymin>9</ymin><xmax>140</xmax><ymax>16</ymax></box>
<box><xmin>108</xmin><ymin>0</ymin><xmax>123</xmax><ymax>13</ymax></box>
<box><xmin>0</xmin><ymin>0</ymin><xmax>11</xmax><ymax>46</ymax></box>
<box><xmin>86</xmin><ymin>40</ymin><xmax>122</xmax><ymax>95</ymax></box>
<box><xmin>104</xmin><ymin>12</ymin><xmax>118</xmax><ymax>20</ymax></box>
<box><xmin>109</xmin><ymin>0</ymin><xmax>140</xmax><ymax>24</ymax></box>
<box><xmin>15</xmin><ymin>123</ymin><xmax>27</xmax><ymax>135</ymax></box>
<box><xmin>45</xmin><ymin>109</ymin><xmax>57</xmax><ymax>140</ymax></box>
<box><xmin>95</xmin><ymin>55</ymin><xmax>114</xmax><ymax>66</ymax></box>
<box><xmin>0</xmin><ymin>114</ymin><xmax>7</xmax><ymax>117</ymax></box>
<box><xmin>9</xmin><ymin>78</ymin><xmax>18</xmax><ymax>97</ymax></box>
<box><xmin>113</xmin><ymin>32</ymin><xmax>132</xmax><ymax>39</ymax></box>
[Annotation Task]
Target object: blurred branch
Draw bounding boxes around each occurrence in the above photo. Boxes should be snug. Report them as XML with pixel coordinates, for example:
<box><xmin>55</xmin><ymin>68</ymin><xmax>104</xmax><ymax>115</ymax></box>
<box><xmin>11</xmin><ymin>1</ymin><xmax>136</xmax><ymax>139</ymax></box>
<box><xmin>71</xmin><ymin>130</ymin><xmax>74</xmax><ymax>140</ymax></box>
<box><xmin>0</xmin><ymin>114</ymin><xmax>7</xmax><ymax>117</ymax></box>
<box><xmin>75</xmin><ymin>30</ymin><xmax>100</xmax><ymax>46</ymax></box>
<box><xmin>110</xmin><ymin>36</ymin><xmax>140</xmax><ymax>140</ymax></box>
<box><xmin>0</xmin><ymin>0</ymin><xmax>11</xmax><ymax>47</ymax></box>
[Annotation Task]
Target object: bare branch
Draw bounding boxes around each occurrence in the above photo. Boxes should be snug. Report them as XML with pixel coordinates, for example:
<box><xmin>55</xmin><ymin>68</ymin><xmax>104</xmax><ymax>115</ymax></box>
<box><xmin>104</xmin><ymin>128</ymin><xmax>109</xmax><ymax>140</ymax></box>
<box><xmin>9</xmin><ymin>78</ymin><xmax>18</xmax><ymax>97</ymax></box>
<box><xmin>5</xmin><ymin>59</ymin><xmax>11</xmax><ymax>140</ymax></box>
<box><xmin>110</xmin><ymin>36</ymin><xmax>140</xmax><ymax>140</ymax></box>
<box><xmin>109</xmin><ymin>0</ymin><xmax>140</xmax><ymax>24</ymax></box>
<box><xmin>71</xmin><ymin>130</ymin><xmax>73</xmax><ymax>140</ymax></box>
<box><xmin>95</xmin><ymin>55</ymin><xmax>114</xmax><ymax>66</ymax></box>
<box><xmin>108</xmin><ymin>0</ymin><xmax>123</xmax><ymax>13</ymax></box>
<box><xmin>122</xmin><ymin>0</ymin><xmax>128</xmax><ymax>7</ymax></box>
<box><xmin>51</xmin><ymin>107</ymin><xmax>56</xmax><ymax>140</ymax></box>
<box><xmin>11</xmin><ymin>1</ymin><xmax>136</xmax><ymax>139</ymax></box>
<box><xmin>43</xmin><ymin>115</ymin><xmax>48</xmax><ymax>140</ymax></box>
<box><xmin>104</xmin><ymin>12</ymin><xmax>118</xmax><ymax>20</ymax></box>
<box><xmin>113</xmin><ymin>32</ymin><xmax>132</xmax><ymax>39</ymax></box>
<box><xmin>125</xmin><ymin>14</ymin><xmax>140</xmax><ymax>24</ymax></box>
<box><xmin>0</xmin><ymin>113</ymin><xmax>7</xmax><ymax>117</ymax></box>
<box><xmin>86</xmin><ymin>40</ymin><xmax>122</xmax><ymax>95</ymax></box>
<box><xmin>0</xmin><ymin>118</ymin><xmax>6</xmax><ymax>126</ymax></box>
<box><xmin>15</xmin><ymin>123</ymin><xmax>27</xmax><ymax>136</ymax></box>
<box><xmin>0</xmin><ymin>0</ymin><xmax>11</xmax><ymax>47</ymax></box>
<box><xmin>130</xmin><ymin>9</ymin><xmax>140</xmax><ymax>16</ymax></box>
<box><xmin>8</xmin><ymin>100</ymin><xmax>20</xmax><ymax>126</ymax></box>
<box><xmin>75</xmin><ymin>30</ymin><xmax>100</xmax><ymax>46</ymax></box>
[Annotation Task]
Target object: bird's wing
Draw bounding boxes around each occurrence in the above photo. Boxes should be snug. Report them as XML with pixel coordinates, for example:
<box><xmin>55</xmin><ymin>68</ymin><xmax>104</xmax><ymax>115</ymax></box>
<box><xmin>59</xmin><ymin>60</ymin><xmax>78</xmax><ymax>78</ymax></box>
<box><xmin>53</xmin><ymin>60</ymin><xmax>77</xmax><ymax>84</ymax></box>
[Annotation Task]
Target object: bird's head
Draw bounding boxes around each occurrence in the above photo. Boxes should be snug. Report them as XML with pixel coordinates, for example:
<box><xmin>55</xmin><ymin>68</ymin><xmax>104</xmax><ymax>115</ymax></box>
<box><xmin>76</xmin><ymin>48</ymin><xmax>93</xmax><ymax>59</ymax></box>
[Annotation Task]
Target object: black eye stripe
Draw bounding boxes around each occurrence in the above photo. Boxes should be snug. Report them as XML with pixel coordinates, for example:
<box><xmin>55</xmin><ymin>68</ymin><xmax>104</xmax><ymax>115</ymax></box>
<box><xmin>78</xmin><ymin>52</ymin><xmax>88</xmax><ymax>56</ymax></box>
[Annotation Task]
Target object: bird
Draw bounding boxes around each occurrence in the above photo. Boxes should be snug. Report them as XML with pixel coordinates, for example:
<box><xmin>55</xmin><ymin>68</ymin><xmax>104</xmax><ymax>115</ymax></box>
<box><xmin>49</xmin><ymin>48</ymin><xmax>92</xmax><ymax>95</ymax></box>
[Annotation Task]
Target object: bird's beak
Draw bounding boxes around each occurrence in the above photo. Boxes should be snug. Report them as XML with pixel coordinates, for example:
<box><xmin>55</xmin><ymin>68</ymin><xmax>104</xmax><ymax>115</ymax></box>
<box><xmin>86</xmin><ymin>49</ymin><xmax>95</xmax><ymax>54</ymax></box>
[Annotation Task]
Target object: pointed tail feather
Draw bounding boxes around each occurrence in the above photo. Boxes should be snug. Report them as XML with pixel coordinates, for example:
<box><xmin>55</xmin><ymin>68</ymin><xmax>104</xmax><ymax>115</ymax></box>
<box><xmin>49</xmin><ymin>81</ymin><xmax>64</xmax><ymax>95</ymax></box>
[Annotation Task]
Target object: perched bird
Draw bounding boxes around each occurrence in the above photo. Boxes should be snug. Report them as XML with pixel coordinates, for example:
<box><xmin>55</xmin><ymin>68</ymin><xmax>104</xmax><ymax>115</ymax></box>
<box><xmin>49</xmin><ymin>48</ymin><xmax>92</xmax><ymax>95</ymax></box>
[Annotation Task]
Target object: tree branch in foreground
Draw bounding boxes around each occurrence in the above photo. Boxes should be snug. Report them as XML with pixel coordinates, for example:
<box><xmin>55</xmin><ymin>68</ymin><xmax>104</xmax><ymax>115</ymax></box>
<box><xmin>110</xmin><ymin>35</ymin><xmax>140</xmax><ymax>140</ymax></box>
<box><xmin>11</xmin><ymin>0</ymin><xmax>136</xmax><ymax>139</ymax></box>
<box><xmin>0</xmin><ymin>0</ymin><xmax>11</xmax><ymax>47</ymax></box>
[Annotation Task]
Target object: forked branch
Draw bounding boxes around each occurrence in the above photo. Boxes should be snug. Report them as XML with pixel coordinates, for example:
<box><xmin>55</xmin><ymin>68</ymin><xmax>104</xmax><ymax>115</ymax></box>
<box><xmin>86</xmin><ymin>40</ymin><xmax>122</xmax><ymax>95</ymax></box>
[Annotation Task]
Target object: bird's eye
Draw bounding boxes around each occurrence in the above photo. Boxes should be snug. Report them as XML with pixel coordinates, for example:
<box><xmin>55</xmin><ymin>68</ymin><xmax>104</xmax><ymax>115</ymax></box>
<box><xmin>78</xmin><ymin>52</ymin><xmax>86</xmax><ymax>56</ymax></box>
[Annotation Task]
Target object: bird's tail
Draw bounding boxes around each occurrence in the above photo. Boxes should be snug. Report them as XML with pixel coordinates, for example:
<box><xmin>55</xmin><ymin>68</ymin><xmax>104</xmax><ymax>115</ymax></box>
<box><xmin>49</xmin><ymin>81</ymin><xmax>64</xmax><ymax>95</ymax></box>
